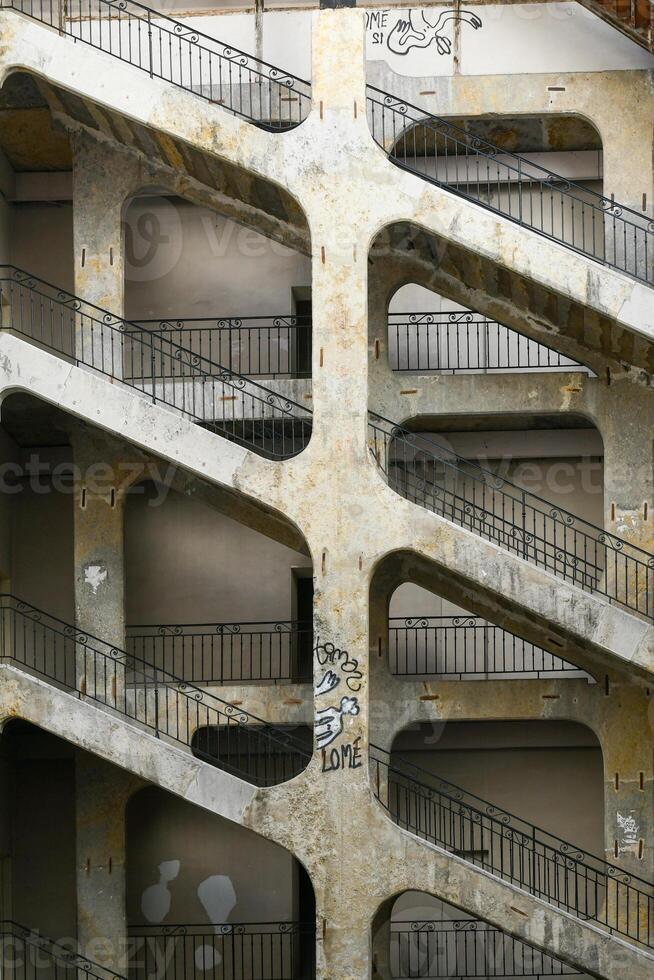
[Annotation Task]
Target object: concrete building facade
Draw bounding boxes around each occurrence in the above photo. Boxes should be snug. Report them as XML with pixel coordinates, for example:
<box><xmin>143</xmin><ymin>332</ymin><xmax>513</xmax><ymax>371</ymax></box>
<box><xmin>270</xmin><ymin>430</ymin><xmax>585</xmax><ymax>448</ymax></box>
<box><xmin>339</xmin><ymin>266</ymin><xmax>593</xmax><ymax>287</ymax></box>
<box><xmin>0</xmin><ymin>0</ymin><xmax>651</xmax><ymax>977</ymax></box>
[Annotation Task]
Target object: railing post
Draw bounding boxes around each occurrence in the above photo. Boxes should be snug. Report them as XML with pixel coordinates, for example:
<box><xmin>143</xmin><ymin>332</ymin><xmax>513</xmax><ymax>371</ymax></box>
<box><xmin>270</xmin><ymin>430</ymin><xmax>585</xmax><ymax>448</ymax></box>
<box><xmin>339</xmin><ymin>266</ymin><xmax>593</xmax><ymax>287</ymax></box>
<box><xmin>150</xmin><ymin>342</ymin><xmax>156</xmax><ymax>403</ymax></box>
<box><xmin>154</xmin><ymin>683</ymin><xmax>160</xmax><ymax>737</ymax></box>
<box><xmin>147</xmin><ymin>8</ymin><xmax>153</xmax><ymax>78</ymax></box>
<box><xmin>531</xmin><ymin>826</ymin><xmax>537</xmax><ymax>899</ymax></box>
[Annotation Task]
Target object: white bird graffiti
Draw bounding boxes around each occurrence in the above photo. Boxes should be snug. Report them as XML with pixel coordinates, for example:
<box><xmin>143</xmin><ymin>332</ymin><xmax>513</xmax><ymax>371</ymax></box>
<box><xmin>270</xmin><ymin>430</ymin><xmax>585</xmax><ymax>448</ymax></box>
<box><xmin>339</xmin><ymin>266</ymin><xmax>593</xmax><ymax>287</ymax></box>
<box><xmin>387</xmin><ymin>9</ymin><xmax>482</xmax><ymax>57</ymax></box>
<box><xmin>315</xmin><ymin>696</ymin><xmax>360</xmax><ymax>749</ymax></box>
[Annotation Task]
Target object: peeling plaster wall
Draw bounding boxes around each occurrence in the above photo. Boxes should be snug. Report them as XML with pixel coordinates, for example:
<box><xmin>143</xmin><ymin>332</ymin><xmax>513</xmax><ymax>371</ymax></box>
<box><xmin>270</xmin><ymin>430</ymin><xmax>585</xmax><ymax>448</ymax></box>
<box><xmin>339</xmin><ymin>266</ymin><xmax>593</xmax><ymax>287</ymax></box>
<box><xmin>126</xmin><ymin>787</ymin><xmax>301</xmax><ymax>925</ymax></box>
<box><xmin>0</xmin><ymin>8</ymin><xmax>653</xmax><ymax>977</ymax></box>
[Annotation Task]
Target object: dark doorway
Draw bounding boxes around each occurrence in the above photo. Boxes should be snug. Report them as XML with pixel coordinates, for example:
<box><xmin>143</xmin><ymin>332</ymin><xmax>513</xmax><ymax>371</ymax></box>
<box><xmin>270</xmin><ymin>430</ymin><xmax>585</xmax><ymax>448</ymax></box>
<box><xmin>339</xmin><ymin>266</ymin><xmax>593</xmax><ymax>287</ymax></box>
<box><xmin>295</xmin><ymin>574</ymin><xmax>314</xmax><ymax>682</ymax></box>
<box><xmin>295</xmin><ymin>299</ymin><xmax>312</xmax><ymax>378</ymax></box>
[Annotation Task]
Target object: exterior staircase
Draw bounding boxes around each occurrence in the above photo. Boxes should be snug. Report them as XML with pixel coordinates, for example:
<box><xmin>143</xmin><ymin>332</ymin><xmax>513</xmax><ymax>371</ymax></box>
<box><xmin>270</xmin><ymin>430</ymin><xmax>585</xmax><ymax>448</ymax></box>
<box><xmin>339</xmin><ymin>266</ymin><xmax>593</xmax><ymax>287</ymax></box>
<box><xmin>0</xmin><ymin>593</ymin><xmax>312</xmax><ymax>785</ymax></box>
<box><xmin>0</xmin><ymin>266</ymin><xmax>312</xmax><ymax>460</ymax></box>
<box><xmin>582</xmin><ymin>0</ymin><xmax>652</xmax><ymax>50</ymax></box>
<box><xmin>2</xmin><ymin>0</ymin><xmax>311</xmax><ymax>129</ymax></box>
<box><xmin>366</xmin><ymin>86</ymin><xmax>654</xmax><ymax>287</ymax></box>
<box><xmin>370</xmin><ymin>744</ymin><xmax>654</xmax><ymax>951</ymax></box>
<box><xmin>368</xmin><ymin>412</ymin><xmax>654</xmax><ymax>621</ymax></box>
<box><xmin>1</xmin><ymin>266</ymin><xmax>652</xmax><ymax>630</ymax></box>
<box><xmin>1</xmin><ymin>0</ymin><xmax>652</xmax><ymax>287</ymax></box>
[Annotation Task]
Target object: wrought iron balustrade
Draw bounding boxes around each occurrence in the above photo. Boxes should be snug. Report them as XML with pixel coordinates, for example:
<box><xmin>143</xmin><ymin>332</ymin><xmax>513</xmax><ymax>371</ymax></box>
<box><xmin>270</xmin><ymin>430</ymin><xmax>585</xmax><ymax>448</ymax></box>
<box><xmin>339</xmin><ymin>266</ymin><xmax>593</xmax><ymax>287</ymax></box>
<box><xmin>128</xmin><ymin>922</ymin><xmax>315</xmax><ymax>980</ymax></box>
<box><xmin>0</xmin><ymin>594</ymin><xmax>312</xmax><ymax>786</ymax></box>
<box><xmin>0</xmin><ymin>920</ymin><xmax>124</xmax><ymax>980</ymax></box>
<box><xmin>390</xmin><ymin>918</ymin><xmax>582</xmax><ymax>978</ymax></box>
<box><xmin>126</xmin><ymin>619</ymin><xmax>314</xmax><ymax>684</ymax></box>
<box><xmin>368</xmin><ymin>412</ymin><xmax>654</xmax><ymax>620</ymax></box>
<box><xmin>389</xmin><ymin>616</ymin><xmax>588</xmax><ymax>679</ymax></box>
<box><xmin>0</xmin><ymin>267</ymin><xmax>312</xmax><ymax>460</ymax></box>
<box><xmin>388</xmin><ymin>311</ymin><xmax>592</xmax><ymax>375</ymax></box>
<box><xmin>127</xmin><ymin>315</ymin><xmax>312</xmax><ymax>379</ymax></box>
<box><xmin>370</xmin><ymin>744</ymin><xmax>654</xmax><ymax>949</ymax></box>
<box><xmin>367</xmin><ymin>86</ymin><xmax>654</xmax><ymax>285</ymax></box>
<box><xmin>2</xmin><ymin>0</ymin><xmax>311</xmax><ymax>130</ymax></box>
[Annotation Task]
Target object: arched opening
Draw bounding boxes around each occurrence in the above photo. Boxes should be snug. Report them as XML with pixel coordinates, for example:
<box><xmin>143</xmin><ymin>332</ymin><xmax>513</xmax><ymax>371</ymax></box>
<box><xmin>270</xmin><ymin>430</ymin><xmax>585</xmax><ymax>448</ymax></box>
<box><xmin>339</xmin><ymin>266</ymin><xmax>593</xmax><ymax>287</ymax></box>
<box><xmin>389</xmin><ymin>719</ymin><xmax>604</xmax><ymax>859</ymax></box>
<box><xmin>0</xmin><ymin>71</ymin><xmax>314</xmax><ymax>462</ymax></box>
<box><xmin>123</xmin><ymin>192</ymin><xmax>312</xmax><ymax>383</ymax></box>
<box><xmin>383</xmin><ymin>892</ymin><xmax>590</xmax><ymax>979</ymax></box>
<box><xmin>126</xmin><ymin>786</ymin><xmax>316</xmax><ymax>980</ymax></box>
<box><xmin>0</xmin><ymin>394</ymin><xmax>313</xmax><ymax>786</ymax></box>
<box><xmin>366</xmin><ymin>97</ymin><xmax>652</xmax><ymax>282</ymax></box>
<box><xmin>367</xmin><ymin>219</ymin><xmax>650</xmax><ymax>380</ymax></box>
<box><xmin>0</xmin><ymin>723</ymin><xmax>317</xmax><ymax>979</ymax></box>
<box><xmin>124</xmin><ymin>481</ymin><xmax>314</xmax><ymax>687</ymax></box>
<box><xmin>366</xmin><ymin>411</ymin><xmax>620</xmax><ymax>612</ymax></box>
<box><xmin>387</xmin><ymin>282</ymin><xmax>594</xmax><ymax>376</ymax></box>
<box><xmin>387</xmin><ymin>579</ymin><xmax>591</xmax><ymax>681</ymax></box>
<box><xmin>369</xmin><ymin>720</ymin><xmax>609</xmax><ymax>943</ymax></box>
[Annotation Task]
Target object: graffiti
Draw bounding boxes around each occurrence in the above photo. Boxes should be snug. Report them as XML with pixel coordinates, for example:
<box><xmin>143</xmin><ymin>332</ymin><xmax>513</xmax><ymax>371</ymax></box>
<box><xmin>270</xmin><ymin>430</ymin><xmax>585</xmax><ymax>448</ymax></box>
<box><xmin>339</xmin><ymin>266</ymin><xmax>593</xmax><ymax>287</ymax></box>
<box><xmin>388</xmin><ymin>9</ymin><xmax>482</xmax><ymax>56</ymax></box>
<box><xmin>316</xmin><ymin>696</ymin><xmax>360</xmax><ymax>749</ymax></box>
<box><xmin>366</xmin><ymin>8</ymin><xmax>483</xmax><ymax>60</ymax></box>
<box><xmin>617</xmin><ymin>811</ymin><xmax>640</xmax><ymax>854</ymax></box>
<box><xmin>314</xmin><ymin>638</ymin><xmax>362</xmax><ymax>769</ymax></box>
<box><xmin>315</xmin><ymin>640</ymin><xmax>362</xmax><ymax>692</ymax></box>
<box><xmin>321</xmin><ymin>735</ymin><xmax>363</xmax><ymax>773</ymax></box>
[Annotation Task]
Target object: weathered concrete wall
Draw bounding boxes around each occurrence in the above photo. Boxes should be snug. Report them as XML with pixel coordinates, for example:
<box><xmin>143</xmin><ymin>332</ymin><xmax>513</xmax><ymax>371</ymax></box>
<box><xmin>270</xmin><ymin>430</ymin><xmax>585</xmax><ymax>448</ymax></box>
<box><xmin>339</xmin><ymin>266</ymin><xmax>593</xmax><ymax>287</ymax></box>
<box><xmin>126</xmin><ymin>785</ymin><xmax>300</xmax><ymax>926</ymax></box>
<box><xmin>0</xmin><ymin>8</ymin><xmax>652</xmax><ymax>980</ymax></box>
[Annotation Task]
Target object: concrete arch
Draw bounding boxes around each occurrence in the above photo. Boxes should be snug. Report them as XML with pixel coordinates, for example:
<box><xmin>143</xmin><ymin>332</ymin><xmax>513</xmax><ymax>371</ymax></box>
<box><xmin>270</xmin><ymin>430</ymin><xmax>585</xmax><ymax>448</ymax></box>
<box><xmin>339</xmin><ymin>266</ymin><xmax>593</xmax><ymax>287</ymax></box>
<box><xmin>366</xmin><ymin>218</ymin><xmax>654</xmax><ymax>383</ymax></box>
<box><xmin>386</xmin><ymin>110</ymin><xmax>604</xmax><ymax>159</ymax></box>
<box><xmin>125</xmin><ymin>783</ymin><xmax>317</xmax><ymax>933</ymax></box>
<box><xmin>367</xmin><ymin>546</ymin><xmax>620</xmax><ymax>699</ymax></box>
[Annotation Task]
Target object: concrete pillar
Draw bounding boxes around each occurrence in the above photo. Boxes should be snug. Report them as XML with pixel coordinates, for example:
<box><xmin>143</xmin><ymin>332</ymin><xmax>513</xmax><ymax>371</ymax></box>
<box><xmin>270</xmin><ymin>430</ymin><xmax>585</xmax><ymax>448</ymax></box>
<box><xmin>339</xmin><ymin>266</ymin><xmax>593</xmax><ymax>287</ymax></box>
<box><xmin>367</xmin><ymin>258</ymin><xmax>400</xmax><ymax>409</ymax></box>
<box><xmin>71</xmin><ymin>429</ymin><xmax>131</xmax><ymax>702</ymax></box>
<box><xmin>596</xmin><ymin>683</ymin><xmax>654</xmax><ymax>941</ymax></box>
<box><xmin>599</xmin><ymin>101</ymin><xmax>654</xmax><ymax>281</ymax></box>
<box><xmin>305</xmin><ymin>13</ymin><xmax>382</xmax><ymax>977</ymax></box>
<box><xmin>599</xmin><ymin>382</ymin><xmax>654</xmax><ymax>619</ymax></box>
<box><xmin>71</xmin><ymin>133</ymin><xmax>133</xmax><ymax>376</ymax></box>
<box><xmin>75</xmin><ymin>753</ymin><xmax>141</xmax><ymax>972</ymax></box>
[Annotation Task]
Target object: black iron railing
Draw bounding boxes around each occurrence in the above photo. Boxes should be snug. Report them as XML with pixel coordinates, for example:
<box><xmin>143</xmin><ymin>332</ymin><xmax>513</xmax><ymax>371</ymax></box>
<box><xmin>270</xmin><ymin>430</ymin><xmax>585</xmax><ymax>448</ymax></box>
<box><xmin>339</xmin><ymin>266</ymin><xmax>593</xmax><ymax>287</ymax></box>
<box><xmin>128</xmin><ymin>922</ymin><xmax>315</xmax><ymax>980</ymax></box>
<box><xmin>0</xmin><ymin>594</ymin><xmax>312</xmax><ymax>786</ymax></box>
<box><xmin>389</xmin><ymin>616</ymin><xmax>588</xmax><ymax>679</ymax></box>
<box><xmin>126</xmin><ymin>620</ymin><xmax>313</xmax><ymax>684</ymax></box>
<box><xmin>370</xmin><ymin>745</ymin><xmax>654</xmax><ymax>949</ymax></box>
<box><xmin>0</xmin><ymin>920</ymin><xmax>124</xmax><ymax>980</ymax></box>
<box><xmin>388</xmin><ymin>311</ymin><xmax>591</xmax><ymax>374</ymax></box>
<box><xmin>390</xmin><ymin>918</ymin><xmax>581</xmax><ymax>977</ymax></box>
<box><xmin>0</xmin><ymin>267</ymin><xmax>312</xmax><ymax>460</ymax></box>
<box><xmin>367</xmin><ymin>86</ymin><xmax>654</xmax><ymax>286</ymax></box>
<box><xmin>2</xmin><ymin>0</ymin><xmax>311</xmax><ymax>130</ymax></box>
<box><xmin>368</xmin><ymin>412</ymin><xmax>654</xmax><ymax>620</ymax></box>
<box><xmin>127</xmin><ymin>316</ymin><xmax>312</xmax><ymax>380</ymax></box>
